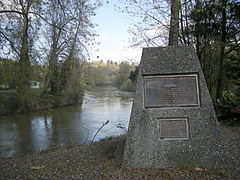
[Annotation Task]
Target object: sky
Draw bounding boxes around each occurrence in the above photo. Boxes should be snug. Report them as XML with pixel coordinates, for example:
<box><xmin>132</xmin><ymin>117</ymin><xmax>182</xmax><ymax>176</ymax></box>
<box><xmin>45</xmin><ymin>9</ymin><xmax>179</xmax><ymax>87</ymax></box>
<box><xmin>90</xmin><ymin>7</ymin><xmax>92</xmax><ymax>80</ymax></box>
<box><xmin>89</xmin><ymin>0</ymin><xmax>142</xmax><ymax>63</ymax></box>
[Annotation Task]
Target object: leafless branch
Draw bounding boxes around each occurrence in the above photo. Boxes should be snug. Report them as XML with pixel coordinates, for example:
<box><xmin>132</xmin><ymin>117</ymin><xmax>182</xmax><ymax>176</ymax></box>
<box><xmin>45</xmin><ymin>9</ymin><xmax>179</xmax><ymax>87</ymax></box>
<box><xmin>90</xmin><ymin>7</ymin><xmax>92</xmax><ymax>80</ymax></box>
<box><xmin>0</xmin><ymin>31</ymin><xmax>20</xmax><ymax>56</ymax></box>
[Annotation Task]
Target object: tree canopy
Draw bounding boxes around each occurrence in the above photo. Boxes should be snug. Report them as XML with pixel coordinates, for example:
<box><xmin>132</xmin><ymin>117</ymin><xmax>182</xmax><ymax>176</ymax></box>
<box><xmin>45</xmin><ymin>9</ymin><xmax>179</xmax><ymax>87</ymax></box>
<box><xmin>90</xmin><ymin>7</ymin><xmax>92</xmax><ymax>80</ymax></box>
<box><xmin>120</xmin><ymin>0</ymin><xmax>240</xmax><ymax>102</ymax></box>
<box><xmin>0</xmin><ymin>0</ymin><xmax>101</xmax><ymax>95</ymax></box>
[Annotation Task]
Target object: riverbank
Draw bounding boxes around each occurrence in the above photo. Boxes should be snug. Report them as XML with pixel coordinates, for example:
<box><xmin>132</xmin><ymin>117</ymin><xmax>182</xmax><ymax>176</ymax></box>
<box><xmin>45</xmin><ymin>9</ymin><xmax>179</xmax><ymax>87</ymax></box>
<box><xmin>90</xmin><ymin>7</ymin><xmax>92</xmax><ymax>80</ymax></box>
<box><xmin>0</xmin><ymin>89</ymin><xmax>83</xmax><ymax>116</ymax></box>
<box><xmin>0</xmin><ymin>86</ymin><xmax>133</xmax><ymax>158</ymax></box>
<box><xmin>1</xmin><ymin>125</ymin><xmax>239</xmax><ymax>179</ymax></box>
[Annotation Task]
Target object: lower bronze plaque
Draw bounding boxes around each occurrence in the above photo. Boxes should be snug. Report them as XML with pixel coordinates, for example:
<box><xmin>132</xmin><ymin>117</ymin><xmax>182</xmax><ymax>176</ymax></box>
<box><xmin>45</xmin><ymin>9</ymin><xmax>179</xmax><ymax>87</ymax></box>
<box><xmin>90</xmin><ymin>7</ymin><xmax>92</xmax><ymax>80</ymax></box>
<box><xmin>144</xmin><ymin>74</ymin><xmax>200</xmax><ymax>108</ymax></box>
<box><xmin>159</xmin><ymin>118</ymin><xmax>188</xmax><ymax>140</ymax></box>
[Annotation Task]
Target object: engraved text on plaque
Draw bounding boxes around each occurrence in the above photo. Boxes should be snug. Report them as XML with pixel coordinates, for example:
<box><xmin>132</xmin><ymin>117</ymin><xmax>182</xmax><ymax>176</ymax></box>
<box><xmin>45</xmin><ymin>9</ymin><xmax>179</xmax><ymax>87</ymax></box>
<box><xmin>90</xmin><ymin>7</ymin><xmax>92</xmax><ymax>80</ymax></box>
<box><xmin>144</xmin><ymin>74</ymin><xmax>200</xmax><ymax>107</ymax></box>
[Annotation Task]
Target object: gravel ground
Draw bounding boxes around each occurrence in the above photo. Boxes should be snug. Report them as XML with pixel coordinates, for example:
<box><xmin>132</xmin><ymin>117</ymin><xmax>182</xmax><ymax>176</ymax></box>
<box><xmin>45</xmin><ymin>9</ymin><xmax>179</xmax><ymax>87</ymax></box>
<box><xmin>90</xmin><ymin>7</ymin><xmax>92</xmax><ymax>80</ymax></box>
<box><xmin>0</xmin><ymin>125</ymin><xmax>239</xmax><ymax>180</ymax></box>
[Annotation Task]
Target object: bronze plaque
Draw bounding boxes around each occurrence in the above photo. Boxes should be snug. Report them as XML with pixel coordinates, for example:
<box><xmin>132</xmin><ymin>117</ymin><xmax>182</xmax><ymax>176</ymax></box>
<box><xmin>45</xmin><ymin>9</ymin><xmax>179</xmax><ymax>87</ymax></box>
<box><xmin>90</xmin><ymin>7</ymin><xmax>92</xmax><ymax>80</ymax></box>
<box><xmin>144</xmin><ymin>74</ymin><xmax>200</xmax><ymax>107</ymax></box>
<box><xmin>159</xmin><ymin>118</ymin><xmax>188</xmax><ymax>140</ymax></box>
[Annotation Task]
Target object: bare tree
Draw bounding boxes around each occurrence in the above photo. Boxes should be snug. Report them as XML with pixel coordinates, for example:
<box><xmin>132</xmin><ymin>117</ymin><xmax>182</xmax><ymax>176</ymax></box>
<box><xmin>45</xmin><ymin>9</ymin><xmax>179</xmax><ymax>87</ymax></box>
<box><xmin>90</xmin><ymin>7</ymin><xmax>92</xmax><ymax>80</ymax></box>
<box><xmin>0</xmin><ymin>0</ymin><xmax>41</xmax><ymax>92</ymax></box>
<box><xmin>41</xmin><ymin>0</ymin><xmax>99</xmax><ymax>94</ymax></box>
<box><xmin>119</xmin><ymin>0</ymin><xmax>171</xmax><ymax>47</ymax></box>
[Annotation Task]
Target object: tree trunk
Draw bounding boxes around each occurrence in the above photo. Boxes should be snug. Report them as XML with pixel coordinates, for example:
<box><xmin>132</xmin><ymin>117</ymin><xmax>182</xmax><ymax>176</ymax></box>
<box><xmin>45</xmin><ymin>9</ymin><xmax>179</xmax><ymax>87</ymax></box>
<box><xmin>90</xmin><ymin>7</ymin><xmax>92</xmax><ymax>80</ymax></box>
<box><xmin>216</xmin><ymin>0</ymin><xmax>227</xmax><ymax>101</ymax></box>
<box><xmin>61</xmin><ymin>22</ymin><xmax>81</xmax><ymax>89</ymax></box>
<box><xmin>168</xmin><ymin>0</ymin><xmax>180</xmax><ymax>46</ymax></box>
<box><xmin>195</xmin><ymin>0</ymin><xmax>201</xmax><ymax>60</ymax></box>
<box><xmin>49</xmin><ymin>36</ymin><xmax>59</xmax><ymax>94</ymax></box>
<box><xmin>18</xmin><ymin>2</ymin><xmax>31</xmax><ymax>93</ymax></box>
<box><xmin>42</xmin><ymin>23</ymin><xmax>60</xmax><ymax>94</ymax></box>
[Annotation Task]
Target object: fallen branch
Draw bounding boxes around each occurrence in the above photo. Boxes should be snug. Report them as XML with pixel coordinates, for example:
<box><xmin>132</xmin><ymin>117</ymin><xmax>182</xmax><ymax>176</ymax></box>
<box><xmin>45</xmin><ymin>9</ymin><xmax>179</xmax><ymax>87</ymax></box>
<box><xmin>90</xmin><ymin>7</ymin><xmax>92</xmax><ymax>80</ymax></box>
<box><xmin>91</xmin><ymin>120</ymin><xmax>109</xmax><ymax>142</ymax></box>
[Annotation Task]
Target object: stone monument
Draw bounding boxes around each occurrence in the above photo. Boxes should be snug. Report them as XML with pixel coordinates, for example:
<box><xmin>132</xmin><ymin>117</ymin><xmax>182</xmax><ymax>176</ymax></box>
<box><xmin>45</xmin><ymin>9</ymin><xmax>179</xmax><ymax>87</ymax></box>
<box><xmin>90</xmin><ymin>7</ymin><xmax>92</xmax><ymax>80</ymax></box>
<box><xmin>123</xmin><ymin>46</ymin><xmax>225</xmax><ymax>168</ymax></box>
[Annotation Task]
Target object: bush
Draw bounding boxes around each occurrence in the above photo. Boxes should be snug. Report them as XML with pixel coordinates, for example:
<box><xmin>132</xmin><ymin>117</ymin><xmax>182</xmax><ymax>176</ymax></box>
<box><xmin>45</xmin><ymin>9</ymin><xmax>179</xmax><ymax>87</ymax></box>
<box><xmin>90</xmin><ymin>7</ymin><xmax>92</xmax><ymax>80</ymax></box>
<box><xmin>217</xmin><ymin>90</ymin><xmax>240</xmax><ymax>125</ymax></box>
<box><xmin>120</xmin><ymin>79</ymin><xmax>134</xmax><ymax>91</ymax></box>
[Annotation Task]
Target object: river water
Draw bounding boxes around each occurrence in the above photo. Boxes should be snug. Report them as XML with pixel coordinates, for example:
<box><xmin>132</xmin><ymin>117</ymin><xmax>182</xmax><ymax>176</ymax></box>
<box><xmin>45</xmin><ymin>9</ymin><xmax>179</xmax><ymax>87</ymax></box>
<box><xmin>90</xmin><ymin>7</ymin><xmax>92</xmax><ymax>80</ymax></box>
<box><xmin>0</xmin><ymin>86</ymin><xmax>133</xmax><ymax>157</ymax></box>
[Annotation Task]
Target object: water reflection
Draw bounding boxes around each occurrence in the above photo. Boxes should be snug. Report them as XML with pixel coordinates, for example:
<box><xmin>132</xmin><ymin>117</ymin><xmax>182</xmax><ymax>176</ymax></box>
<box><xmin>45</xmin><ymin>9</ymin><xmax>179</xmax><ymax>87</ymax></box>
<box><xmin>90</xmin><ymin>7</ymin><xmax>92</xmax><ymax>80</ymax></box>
<box><xmin>0</xmin><ymin>86</ymin><xmax>133</xmax><ymax>157</ymax></box>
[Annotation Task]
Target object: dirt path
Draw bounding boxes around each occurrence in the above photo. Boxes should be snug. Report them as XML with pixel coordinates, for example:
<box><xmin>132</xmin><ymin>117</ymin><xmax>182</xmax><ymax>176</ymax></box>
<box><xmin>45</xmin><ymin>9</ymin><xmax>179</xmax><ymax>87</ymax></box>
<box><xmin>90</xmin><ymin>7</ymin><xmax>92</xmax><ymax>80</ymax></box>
<box><xmin>0</xmin><ymin>125</ymin><xmax>239</xmax><ymax>180</ymax></box>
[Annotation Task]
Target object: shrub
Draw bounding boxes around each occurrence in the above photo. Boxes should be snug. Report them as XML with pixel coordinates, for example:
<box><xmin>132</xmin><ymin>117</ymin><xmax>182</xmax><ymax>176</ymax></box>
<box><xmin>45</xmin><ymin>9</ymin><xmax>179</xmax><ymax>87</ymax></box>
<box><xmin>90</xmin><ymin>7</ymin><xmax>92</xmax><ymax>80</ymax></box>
<box><xmin>217</xmin><ymin>90</ymin><xmax>240</xmax><ymax>125</ymax></box>
<box><xmin>120</xmin><ymin>79</ymin><xmax>134</xmax><ymax>91</ymax></box>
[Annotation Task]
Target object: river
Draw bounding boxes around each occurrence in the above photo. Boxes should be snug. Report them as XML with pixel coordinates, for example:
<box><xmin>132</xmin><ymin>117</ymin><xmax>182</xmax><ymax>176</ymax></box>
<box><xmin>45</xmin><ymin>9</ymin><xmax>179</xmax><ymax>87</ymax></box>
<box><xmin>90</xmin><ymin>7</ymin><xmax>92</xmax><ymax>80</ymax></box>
<box><xmin>0</xmin><ymin>86</ymin><xmax>133</xmax><ymax>157</ymax></box>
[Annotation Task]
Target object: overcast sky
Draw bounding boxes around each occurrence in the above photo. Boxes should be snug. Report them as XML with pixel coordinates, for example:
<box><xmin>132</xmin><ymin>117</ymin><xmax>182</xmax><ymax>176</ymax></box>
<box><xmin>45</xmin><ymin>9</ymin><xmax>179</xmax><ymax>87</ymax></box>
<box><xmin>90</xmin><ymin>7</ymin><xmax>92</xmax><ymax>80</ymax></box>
<box><xmin>89</xmin><ymin>0</ymin><xmax>142</xmax><ymax>63</ymax></box>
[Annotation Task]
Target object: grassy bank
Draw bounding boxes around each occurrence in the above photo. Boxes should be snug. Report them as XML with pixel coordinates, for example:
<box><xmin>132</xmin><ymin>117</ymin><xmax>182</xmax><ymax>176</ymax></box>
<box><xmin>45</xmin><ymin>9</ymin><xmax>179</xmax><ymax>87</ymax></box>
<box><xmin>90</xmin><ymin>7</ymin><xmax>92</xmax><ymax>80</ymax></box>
<box><xmin>0</xmin><ymin>89</ymin><xmax>83</xmax><ymax>116</ymax></box>
<box><xmin>0</xmin><ymin>125</ymin><xmax>239</xmax><ymax>179</ymax></box>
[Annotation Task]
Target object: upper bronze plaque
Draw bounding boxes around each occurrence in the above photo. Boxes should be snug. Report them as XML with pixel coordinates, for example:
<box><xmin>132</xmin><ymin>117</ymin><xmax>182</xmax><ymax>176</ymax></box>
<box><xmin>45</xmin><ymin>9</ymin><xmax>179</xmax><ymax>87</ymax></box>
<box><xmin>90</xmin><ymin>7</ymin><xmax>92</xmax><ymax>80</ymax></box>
<box><xmin>144</xmin><ymin>74</ymin><xmax>200</xmax><ymax>107</ymax></box>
